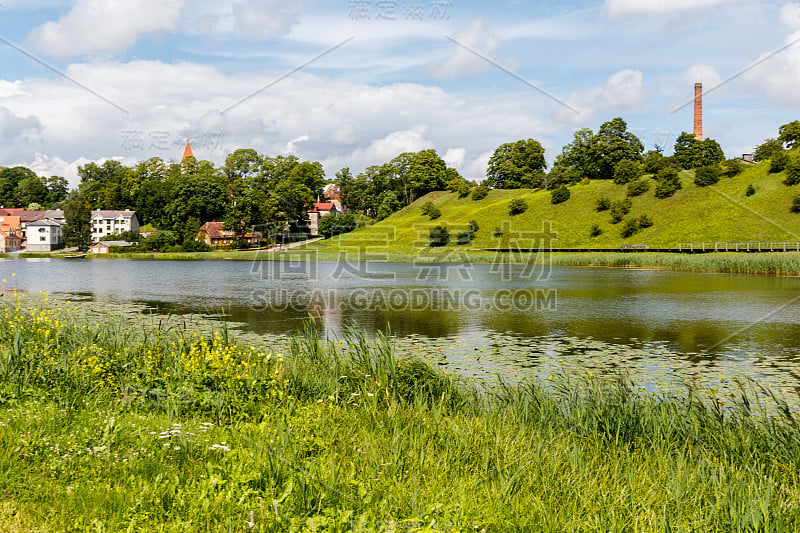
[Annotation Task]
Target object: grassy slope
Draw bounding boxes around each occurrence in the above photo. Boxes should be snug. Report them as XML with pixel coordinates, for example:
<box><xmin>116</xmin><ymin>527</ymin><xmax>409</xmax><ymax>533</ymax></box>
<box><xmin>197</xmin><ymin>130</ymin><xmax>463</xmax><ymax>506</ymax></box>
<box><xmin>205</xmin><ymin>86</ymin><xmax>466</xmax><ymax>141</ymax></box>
<box><xmin>314</xmin><ymin>161</ymin><xmax>800</xmax><ymax>254</ymax></box>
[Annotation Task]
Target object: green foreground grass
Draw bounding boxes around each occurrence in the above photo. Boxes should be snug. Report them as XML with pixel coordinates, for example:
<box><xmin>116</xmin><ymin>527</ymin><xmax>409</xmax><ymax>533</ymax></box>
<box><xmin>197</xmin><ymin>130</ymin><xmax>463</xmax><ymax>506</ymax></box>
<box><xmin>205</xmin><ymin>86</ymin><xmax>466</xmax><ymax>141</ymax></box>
<box><xmin>2</xmin><ymin>294</ymin><xmax>800</xmax><ymax>531</ymax></box>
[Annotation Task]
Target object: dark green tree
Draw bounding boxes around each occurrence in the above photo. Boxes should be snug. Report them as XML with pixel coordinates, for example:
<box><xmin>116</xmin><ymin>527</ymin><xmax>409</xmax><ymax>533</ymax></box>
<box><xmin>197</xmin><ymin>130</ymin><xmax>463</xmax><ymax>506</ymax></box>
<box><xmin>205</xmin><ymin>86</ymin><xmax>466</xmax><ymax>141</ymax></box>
<box><xmin>62</xmin><ymin>190</ymin><xmax>92</xmax><ymax>248</ymax></box>
<box><xmin>779</xmin><ymin>120</ymin><xmax>800</xmax><ymax>149</ymax></box>
<box><xmin>613</xmin><ymin>160</ymin><xmax>642</xmax><ymax>184</ymax></box>
<box><xmin>585</xmin><ymin>118</ymin><xmax>644</xmax><ymax>180</ymax></box>
<box><xmin>508</xmin><ymin>198</ymin><xmax>528</xmax><ymax>215</ymax></box>
<box><xmin>694</xmin><ymin>165</ymin><xmax>720</xmax><ymax>187</ymax></box>
<box><xmin>550</xmin><ymin>185</ymin><xmax>570</xmax><ymax>204</ymax></box>
<box><xmin>654</xmin><ymin>167</ymin><xmax>682</xmax><ymax>199</ymax></box>
<box><xmin>672</xmin><ymin>133</ymin><xmax>725</xmax><ymax>169</ymax></box>
<box><xmin>487</xmin><ymin>139</ymin><xmax>546</xmax><ymax>189</ymax></box>
<box><xmin>14</xmin><ymin>176</ymin><xmax>48</xmax><ymax>207</ymax></box>
<box><xmin>754</xmin><ymin>139</ymin><xmax>784</xmax><ymax>162</ymax></box>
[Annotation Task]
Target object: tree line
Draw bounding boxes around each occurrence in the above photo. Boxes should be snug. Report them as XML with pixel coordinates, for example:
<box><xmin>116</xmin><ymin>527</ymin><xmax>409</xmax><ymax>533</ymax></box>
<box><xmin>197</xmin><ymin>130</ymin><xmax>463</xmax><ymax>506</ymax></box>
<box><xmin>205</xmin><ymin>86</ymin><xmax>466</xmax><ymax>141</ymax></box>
<box><xmin>6</xmin><ymin>116</ymin><xmax>800</xmax><ymax>250</ymax></box>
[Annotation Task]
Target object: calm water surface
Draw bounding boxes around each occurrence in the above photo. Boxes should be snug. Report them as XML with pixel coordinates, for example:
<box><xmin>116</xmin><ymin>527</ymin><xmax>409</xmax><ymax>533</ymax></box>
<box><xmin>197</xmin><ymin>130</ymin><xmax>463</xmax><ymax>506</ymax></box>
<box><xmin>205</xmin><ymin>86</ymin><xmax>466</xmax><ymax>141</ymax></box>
<box><xmin>3</xmin><ymin>258</ymin><xmax>800</xmax><ymax>390</ymax></box>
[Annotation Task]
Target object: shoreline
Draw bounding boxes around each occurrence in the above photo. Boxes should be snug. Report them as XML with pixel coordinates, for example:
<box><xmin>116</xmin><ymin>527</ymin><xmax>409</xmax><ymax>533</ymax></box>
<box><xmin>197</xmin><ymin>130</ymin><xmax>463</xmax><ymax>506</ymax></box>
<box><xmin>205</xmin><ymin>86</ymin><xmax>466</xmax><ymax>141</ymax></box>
<box><xmin>7</xmin><ymin>249</ymin><xmax>800</xmax><ymax>277</ymax></box>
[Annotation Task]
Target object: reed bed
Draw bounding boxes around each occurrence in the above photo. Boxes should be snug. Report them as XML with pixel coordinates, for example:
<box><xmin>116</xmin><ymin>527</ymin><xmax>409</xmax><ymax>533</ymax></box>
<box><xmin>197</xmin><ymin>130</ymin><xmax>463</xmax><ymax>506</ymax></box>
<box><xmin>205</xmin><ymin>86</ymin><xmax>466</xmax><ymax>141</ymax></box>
<box><xmin>1</xmin><ymin>293</ymin><xmax>800</xmax><ymax>531</ymax></box>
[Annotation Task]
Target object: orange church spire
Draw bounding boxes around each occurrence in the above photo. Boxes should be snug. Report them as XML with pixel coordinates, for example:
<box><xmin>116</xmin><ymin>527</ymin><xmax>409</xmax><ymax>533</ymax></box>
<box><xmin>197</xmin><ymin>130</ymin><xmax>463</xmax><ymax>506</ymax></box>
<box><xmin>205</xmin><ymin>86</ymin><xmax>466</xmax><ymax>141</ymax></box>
<box><xmin>181</xmin><ymin>141</ymin><xmax>194</xmax><ymax>162</ymax></box>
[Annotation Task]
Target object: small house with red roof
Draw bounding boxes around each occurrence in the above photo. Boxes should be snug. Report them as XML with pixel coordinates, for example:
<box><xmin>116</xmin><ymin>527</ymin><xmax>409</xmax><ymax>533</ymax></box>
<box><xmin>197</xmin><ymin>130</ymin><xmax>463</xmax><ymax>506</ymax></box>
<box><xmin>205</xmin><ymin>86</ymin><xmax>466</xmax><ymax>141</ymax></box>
<box><xmin>196</xmin><ymin>221</ymin><xmax>261</xmax><ymax>247</ymax></box>
<box><xmin>308</xmin><ymin>202</ymin><xmax>338</xmax><ymax>236</ymax></box>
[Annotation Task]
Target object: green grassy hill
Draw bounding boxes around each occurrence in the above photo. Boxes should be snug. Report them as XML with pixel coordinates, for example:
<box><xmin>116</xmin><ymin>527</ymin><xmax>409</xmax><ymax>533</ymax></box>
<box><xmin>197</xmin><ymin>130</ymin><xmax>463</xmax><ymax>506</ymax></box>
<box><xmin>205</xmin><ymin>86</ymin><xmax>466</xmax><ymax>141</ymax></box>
<box><xmin>316</xmin><ymin>161</ymin><xmax>800</xmax><ymax>254</ymax></box>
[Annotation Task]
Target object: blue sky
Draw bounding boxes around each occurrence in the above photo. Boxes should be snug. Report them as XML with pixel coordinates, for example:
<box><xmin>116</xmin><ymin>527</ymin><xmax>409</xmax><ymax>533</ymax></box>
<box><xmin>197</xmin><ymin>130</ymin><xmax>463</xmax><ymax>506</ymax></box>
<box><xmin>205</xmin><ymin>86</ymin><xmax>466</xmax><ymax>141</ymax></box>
<box><xmin>0</xmin><ymin>0</ymin><xmax>799</xmax><ymax>186</ymax></box>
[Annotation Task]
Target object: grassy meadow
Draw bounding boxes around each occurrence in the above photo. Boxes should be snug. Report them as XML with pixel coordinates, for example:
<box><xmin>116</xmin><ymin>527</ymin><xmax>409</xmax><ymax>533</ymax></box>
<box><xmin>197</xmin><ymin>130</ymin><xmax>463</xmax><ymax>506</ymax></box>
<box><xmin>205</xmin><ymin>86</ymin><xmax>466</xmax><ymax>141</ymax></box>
<box><xmin>2</xmin><ymin>293</ymin><xmax>800</xmax><ymax>531</ymax></box>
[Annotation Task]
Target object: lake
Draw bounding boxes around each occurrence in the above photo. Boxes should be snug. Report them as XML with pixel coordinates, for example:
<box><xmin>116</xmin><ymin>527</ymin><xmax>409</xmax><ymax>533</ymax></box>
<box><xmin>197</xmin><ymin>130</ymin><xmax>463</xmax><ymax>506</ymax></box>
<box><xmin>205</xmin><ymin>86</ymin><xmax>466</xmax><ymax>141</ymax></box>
<box><xmin>3</xmin><ymin>257</ymin><xmax>800</xmax><ymax>394</ymax></box>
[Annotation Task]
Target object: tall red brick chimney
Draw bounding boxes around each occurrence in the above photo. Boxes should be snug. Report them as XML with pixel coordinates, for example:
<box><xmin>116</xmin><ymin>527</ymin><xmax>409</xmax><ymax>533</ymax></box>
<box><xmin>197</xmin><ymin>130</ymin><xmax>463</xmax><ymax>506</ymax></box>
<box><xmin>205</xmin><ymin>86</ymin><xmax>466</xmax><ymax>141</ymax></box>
<box><xmin>693</xmin><ymin>83</ymin><xmax>703</xmax><ymax>141</ymax></box>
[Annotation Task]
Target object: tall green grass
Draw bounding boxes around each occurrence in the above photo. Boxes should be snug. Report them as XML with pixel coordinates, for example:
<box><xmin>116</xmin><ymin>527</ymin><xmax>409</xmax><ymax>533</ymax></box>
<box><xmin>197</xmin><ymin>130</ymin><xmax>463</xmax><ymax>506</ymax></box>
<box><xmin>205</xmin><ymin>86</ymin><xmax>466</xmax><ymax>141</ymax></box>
<box><xmin>2</xmin><ymin>295</ymin><xmax>800</xmax><ymax>531</ymax></box>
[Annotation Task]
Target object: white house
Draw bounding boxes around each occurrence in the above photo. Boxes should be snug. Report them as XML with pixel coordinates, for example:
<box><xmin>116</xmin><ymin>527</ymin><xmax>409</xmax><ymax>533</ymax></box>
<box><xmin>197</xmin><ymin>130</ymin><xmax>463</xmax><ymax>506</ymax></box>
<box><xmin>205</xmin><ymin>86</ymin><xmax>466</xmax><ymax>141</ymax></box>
<box><xmin>91</xmin><ymin>210</ymin><xmax>140</xmax><ymax>240</ymax></box>
<box><xmin>26</xmin><ymin>219</ymin><xmax>63</xmax><ymax>252</ymax></box>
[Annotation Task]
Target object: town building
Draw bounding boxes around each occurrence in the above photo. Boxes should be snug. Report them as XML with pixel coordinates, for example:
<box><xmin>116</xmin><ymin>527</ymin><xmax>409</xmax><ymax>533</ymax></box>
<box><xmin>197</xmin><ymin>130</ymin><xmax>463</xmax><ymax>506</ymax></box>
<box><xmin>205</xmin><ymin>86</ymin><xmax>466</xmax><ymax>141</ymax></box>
<box><xmin>26</xmin><ymin>218</ymin><xmax>64</xmax><ymax>252</ymax></box>
<box><xmin>307</xmin><ymin>202</ymin><xmax>338</xmax><ymax>236</ymax></box>
<box><xmin>91</xmin><ymin>210</ymin><xmax>140</xmax><ymax>240</ymax></box>
<box><xmin>197</xmin><ymin>221</ymin><xmax>261</xmax><ymax>247</ymax></box>
<box><xmin>89</xmin><ymin>241</ymin><xmax>134</xmax><ymax>254</ymax></box>
<box><xmin>0</xmin><ymin>227</ymin><xmax>21</xmax><ymax>252</ymax></box>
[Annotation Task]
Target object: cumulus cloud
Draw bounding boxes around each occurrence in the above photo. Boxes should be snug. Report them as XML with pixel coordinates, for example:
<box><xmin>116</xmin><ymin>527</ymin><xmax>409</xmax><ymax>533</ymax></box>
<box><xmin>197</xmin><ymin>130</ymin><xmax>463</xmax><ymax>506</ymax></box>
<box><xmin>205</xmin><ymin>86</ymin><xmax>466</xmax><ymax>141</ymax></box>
<box><xmin>0</xmin><ymin>59</ymin><xmax>558</xmax><ymax>187</ymax></box>
<box><xmin>0</xmin><ymin>107</ymin><xmax>43</xmax><ymax>163</ymax></box>
<box><xmin>556</xmin><ymin>69</ymin><xmax>645</xmax><ymax>124</ymax></box>
<box><xmin>605</xmin><ymin>0</ymin><xmax>739</xmax><ymax>18</ymax></box>
<box><xmin>28</xmin><ymin>0</ymin><xmax>187</xmax><ymax>58</ymax></box>
<box><xmin>684</xmin><ymin>64</ymin><xmax>722</xmax><ymax>89</ymax></box>
<box><xmin>232</xmin><ymin>0</ymin><xmax>297</xmax><ymax>39</ymax></box>
<box><xmin>427</xmin><ymin>20</ymin><xmax>499</xmax><ymax>78</ymax></box>
<box><xmin>740</xmin><ymin>5</ymin><xmax>800</xmax><ymax>106</ymax></box>
<box><xmin>780</xmin><ymin>2</ymin><xmax>800</xmax><ymax>29</ymax></box>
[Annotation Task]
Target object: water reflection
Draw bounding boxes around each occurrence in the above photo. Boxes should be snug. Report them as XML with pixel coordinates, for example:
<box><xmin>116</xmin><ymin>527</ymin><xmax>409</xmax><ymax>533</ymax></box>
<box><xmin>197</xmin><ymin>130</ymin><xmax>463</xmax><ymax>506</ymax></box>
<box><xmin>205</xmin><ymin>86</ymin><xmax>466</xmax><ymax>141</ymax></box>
<box><xmin>2</xmin><ymin>258</ymin><xmax>800</xmax><ymax>363</ymax></box>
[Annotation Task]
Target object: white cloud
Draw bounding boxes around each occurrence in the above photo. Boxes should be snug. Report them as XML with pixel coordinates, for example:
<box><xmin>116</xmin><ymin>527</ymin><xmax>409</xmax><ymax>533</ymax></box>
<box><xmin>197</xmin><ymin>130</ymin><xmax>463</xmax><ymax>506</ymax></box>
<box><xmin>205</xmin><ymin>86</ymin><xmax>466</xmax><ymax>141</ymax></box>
<box><xmin>443</xmin><ymin>148</ymin><xmax>466</xmax><ymax>169</ymax></box>
<box><xmin>28</xmin><ymin>0</ymin><xmax>188</xmax><ymax>58</ymax></box>
<box><xmin>232</xmin><ymin>0</ymin><xmax>297</xmax><ymax>39</ymax></box>
<box><xmin>427</xmin><ymin>20</ymin><xmax>499</xmax><ymax>79</ymax></box>
<box><xmin>684</xmin><ymin>64</ymin><xmax>722</xmax><ymax>89</ymax></box>
<box><xmin>605</xmin><ymin>0</ymin><xmax>739</xmax><ymax>18</ymax></box>
<box><xmin>556</xmin><ymin>69</ymin><xmax>645</xmax><ymax>124</ymax></box>
<box><xmin>780</xmin><ymin>2</ymin><xmax>800</xmax><ymax>29</ymax></box>
<box><xmin>741</xmin><ymin>10</ymin><xmax>800</xmax><ymax>106</ymax></box>
<box><xmin>284</xmin><ymin>135</ymin><xmax>310</xmax><ymax>154</ymax></box>
<box><xmin>348</xmin><ymin>127</ymin><xmax>433</xmax><ymax>166</ymax></box>
<box><xmin>0</xmin><ymin>59</ymin><xmax>559</xmax><ymax>188</ymax></box>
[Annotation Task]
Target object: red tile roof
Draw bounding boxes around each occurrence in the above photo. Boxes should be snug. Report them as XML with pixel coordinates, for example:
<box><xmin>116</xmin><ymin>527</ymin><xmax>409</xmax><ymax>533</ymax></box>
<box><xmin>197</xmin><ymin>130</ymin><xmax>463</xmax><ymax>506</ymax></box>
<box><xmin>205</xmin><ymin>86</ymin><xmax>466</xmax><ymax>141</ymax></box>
<box><xmin>308</xmin><ymin>202</ymin><xmax>335</xmax><ymax>213</ymax></box>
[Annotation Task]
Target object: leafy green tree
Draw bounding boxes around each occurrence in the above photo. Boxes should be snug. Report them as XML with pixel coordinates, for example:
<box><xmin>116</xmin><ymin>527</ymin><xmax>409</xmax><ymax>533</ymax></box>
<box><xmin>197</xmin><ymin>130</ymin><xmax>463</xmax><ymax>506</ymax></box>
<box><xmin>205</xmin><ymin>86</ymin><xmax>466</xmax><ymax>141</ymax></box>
<box><xmin>642</xmin><ymin>150</ymin><xmax>668</xmax><ymax>174</ymax></box>
<box><xmin>609</xmin><ymin>198</ymin><xmax>632</xmax><ymax>223</ymax></box>
<box><xmin>596</xmin><ymin>197</ymin><xmax>611</xmax><ymax>211</ymax></box>
<box><xmin>654</xmin><ymin>167</ymin><xmax>682</xmax><ymax>199</ymax></box>
<box><xmin>770</xmin><ymin>151</ymin><xmax>789</xmax><ymax>174</ymax></box>
<box><xmin>165</xmin><ymin>176</ymin><xmax>227</xmax><ymax>233</ymax></box>
<box><xmin>792</xmin><ymin>195</ymin><xmax>800</xmax><ymax>213</ymax></box>
<box><xmin>745</xmin><ymin>184</ymin><xmax>756</xmax><ymax>197</ymax></box>
<box><xmin>627</xmin><ymin>179</ymin><xmax>650</xmax><ymax>197</ymax></box>
<box><xmin>585</xmin><ymin>118</ymin><xmax>644</xmax><ymax>180</ymax></box>
<box><xmin>487</xmin><ymin>139</ymin><xmax>546</xmax><ymax>189</ymax></box>
<box><xmin>429</xmin><ymin>225</ymin><xmax>450</xmax><ymax>247</ymax></box>
<box><xmin>376</xmin><ymin>190</ymin><xmax>401</xmax><ymax>220</ymax></box>
<box><xmin>408</xmin><ymin>150</ymin><xmax>448</xmax><ymax>199</ymax></box>
<box><xmin>318</xmin><ymin>213</ymin><xmax>358</xmax><ymax>238</ymax></box>
<box><xmin>62</xmin><ymin>190</ymin><xmax>92</xmax><ymax>248</ymax></box>
<box><xmin>613</xmin><ymin>160</ymin><xmax>642</xmax><ymax>184</ymax></box>
<box><xmin>508</xmin><ymin>198</ymin><xmax>528</xmax><ymax>215</ymax></box>
<box><xmin>694</xmin><ymin>165</ymin><xmax>720</xmax><ymax>187</ymax></box>
<box><xmin>721</xmin><ymin>159</ymin><xmax>744</xmax><ymax>178</ymax></box>
<box><xmin>143</xmin><ymin>230</ymin><xmax>180</xmax><ymax>252</ymax></box>
<box><xmin>470</xmin><ymin>185</ymin><xmax>489</xmax><ymax>201</ymax></box>
<box><xmin>552</xmin><ymin>128</ymin><xmax>593</xmax><ymax>183</ymax></box>
<box><xmin>447</xmin><ymin>174</ymin><xmax>472</xmax><ymax>198</ymax></box>
<box><xmin>14</xmin><ymin>176</ymin><xmax>48</xmax><ymax>207</ymax></box>
<box><xmin>672</xmin><ymin>133</ymin><xmax>725</xmax><ymax>169</ymax></box>
<box><xmin>421</xmin><ymin>201</ymin><xmax>441</xmax><ymax>220</ymax></box>
<box><xmin>44</xmin><ymin>176</ymin><xmax>69</xmax><ymax>206</ymax></box>
<box><xmin>754</xmin><ymin>139</ymin><xmax>784</xmax><ymax>162</ymax></box>
<box><xmin>0</xmin><ymin>166</ymin><xmax>37</xmax><ymax>206</ymax></box>
<box><xmin>779</xmin><ymin>120</ymin><xmax>800</xmax><ymax>149</ymax></box>
<box><xmin>550</xmin><ymin>185</ymin><xmax>570</xmax><ymax>204</ymax></box>
<box><xmin>590</xmin><ymin>223</ymin><xmax>602</xmax><ymax>237</ymax></box>
<box><xmin>784</xmin><ymin>156</ymin><xmax>800</xmax><ymax>186</ymax></box>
